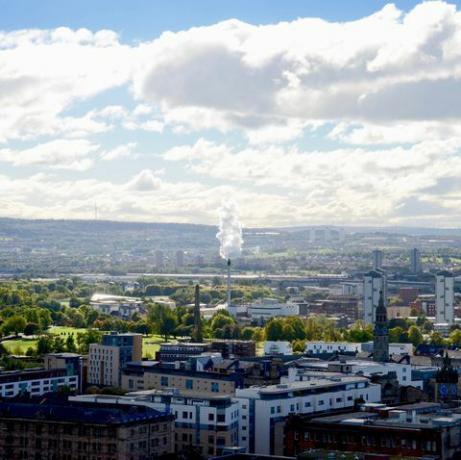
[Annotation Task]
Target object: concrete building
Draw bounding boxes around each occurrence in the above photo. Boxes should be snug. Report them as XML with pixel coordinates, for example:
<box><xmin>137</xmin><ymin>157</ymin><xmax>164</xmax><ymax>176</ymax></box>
<box><xmin>435</xmin><ymin>271</ymin><xmax>455</xmax><ymax>325</ymax></box>
<box><xmin>372</xmin><ymin>249</ymin><xmax>383</xmax><ymax>271</ymax></box>
<box><xmin>88</xmin><ymin>333</ymin><xmax>142</xmax><ymax>387</ymax></box>
<box><xmin>410</xmin><ymin>247</ymin><xmax>422</xmax><ymax>273</ymax></box>
<box><xmin>234</xmin><ymin>376</ymin><xmax>381</xmax><ymax>455</ymax></box>
<box><xmin>248</xmin><ymin>298</ymin><xmax>299</xmax><ymax>321</ymax></box>
<box><xmin>363</xmin><ymin>270</ymin><xmax>386</xmax><ymax>324</ymax></box>
<box><xmin>0</xmin><ymin>368</ymin><xmax>78</xmax><ymax>398</ymax></box>
<box><xmin>0</xmin><ymin>397</ymin><xmax>174</xmax><ymax>460</ymax></box>
<box><xmin>121</xmin><ymin>361</ymin><xmax>243</xmax><ymax>394</ymax></box>
<box><xmin>90</xmin><ymin>293</ymin><xmax>144</xmax><ymax>319</ymax></box>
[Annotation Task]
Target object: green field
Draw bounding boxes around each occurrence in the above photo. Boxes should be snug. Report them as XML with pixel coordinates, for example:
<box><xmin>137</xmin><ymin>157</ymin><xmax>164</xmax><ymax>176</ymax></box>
<box><xmin>47</xmin><ymin>326</ymin><xmax>88</xmax><ymax>337</ymax></box>
<box><xmin>2</xmin><ymin>338</ymin><xmax>38</xmax><ymax>355</ymax></box>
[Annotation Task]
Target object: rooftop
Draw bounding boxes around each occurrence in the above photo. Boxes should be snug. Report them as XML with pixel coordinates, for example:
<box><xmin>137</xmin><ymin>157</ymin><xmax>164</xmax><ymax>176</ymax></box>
<box><xmin>0</xmin><ymin>400</ymin><xmax>172</xmax><ymax>425</ymax></box>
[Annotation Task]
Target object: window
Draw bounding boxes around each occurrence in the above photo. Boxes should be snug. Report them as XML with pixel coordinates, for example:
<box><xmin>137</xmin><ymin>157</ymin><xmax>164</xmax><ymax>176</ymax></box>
<box><xmin>186</xmin><ymin>379</ymin><xmax>193</xmax><ymax>390</ymax></box>
<box><xmin>318</xmin><ymin>400</ymin><xmax>324</xmax><ymax>406</ymax></box>
<box><xmin>290</xmin><ymin>404</ymin><xmax>295</xmax><ymax>412</ymax></box>
<box><xmin>211</xmin><ymin>382</ymin><xmax>219</xmax><ymax>393</ymax></box>
<box><xmin>304</xmin><ymin>402</ymin><xmax>311</xmax><ymax>407</ymax></box>
<box><xmin>208</xmin><ymin>413</ymin><xmax>215</xmax><ymax>421</ymax></box>
<box><xmin>161</xmin><ymin>376</ymin><xmax>169</xmax><ymax>386</ymax></box>
<box><xmin>182</xmin><ymin>411</ymin><xmax>188</xmax><ymax>419</ymax></box>
<box><xmin>270</xmin><ymin>407</ymin><xmax>275</xmax><ymax>415</ymax></box>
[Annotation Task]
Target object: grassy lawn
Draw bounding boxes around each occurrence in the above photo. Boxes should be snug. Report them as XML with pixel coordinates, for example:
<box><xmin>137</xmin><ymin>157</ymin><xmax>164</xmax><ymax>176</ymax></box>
<box><xmin>47</xmin><ymin>326</ymin><xmax>88</xmax><ymax>337</ymax></box>
<box><xmin>143</xmin><ymin>334</ymin><xmax>170</xmax><ymax>359</ymax></box>
<box><xmin>2</xmin><ymin>338</ymin><xmax>38</xmax><ymax>355</ymax></box>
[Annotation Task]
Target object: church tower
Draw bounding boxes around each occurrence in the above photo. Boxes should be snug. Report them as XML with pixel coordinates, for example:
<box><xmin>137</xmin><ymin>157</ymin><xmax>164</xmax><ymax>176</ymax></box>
<box><xmin>373</xmin><ymin>290</ymin><xmax>389</xmax><ymax>362</ymax></box>
<box><xmin>191</xmin><ymin>284</ymin><xmax>203</xmax><ymax>343</ymax></box>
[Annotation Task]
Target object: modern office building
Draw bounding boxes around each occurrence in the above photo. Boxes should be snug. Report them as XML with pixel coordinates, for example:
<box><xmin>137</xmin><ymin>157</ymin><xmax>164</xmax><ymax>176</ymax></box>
<box><xmin>121</xmin><ymin>361</ymin><xmax>244</xmax><ymax>394</ymax></box>
<box><xmin>234</xmin><ymin>376</ymin><xmax>381</xmax><ymax>455</ymax></box>
<box><xmin>435</xmin><ymin>271</ymin><xmax>455</xmax><ymax>325</ymax></box>
<box><xmin>88</xmin><ymin>333</ymin><xmax>142</xmax><ymax>387</ymax></box>
<box><xmin>0</xmin><ymin>398</ymin><xmax>174</xmax><ymax>460</ymax></box>
<box><xmin>372</xmin><ymin>249</ymin><xmax>383</xmax><ymax>271</ymax></box>
<box><xmin>363</xmin><ymin>270</ymin><xmax>386</xmax><ymax>324</ymax></box>
<box><xmin>0</xmin><ymin>368</ymin><xmax>79</xmax><ymax>398</ymax></box>
<box><xmin>410</xmin><ymin>247</ymin><xmax>422</xmax><ymax>273</ymax></box>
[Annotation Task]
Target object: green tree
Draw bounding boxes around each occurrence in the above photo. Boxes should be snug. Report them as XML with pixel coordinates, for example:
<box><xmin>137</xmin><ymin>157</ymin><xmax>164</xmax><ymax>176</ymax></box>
<box><xmin>66</xmin><ymin>334</ymin><xmax>77</xmax><ymax>352</ymax></box>
<box><xmin>1</xmin><ymin>315</ymin><xmax>27</xmax><ymax>336</ymax></box>
<box><xmin>264</xmin><ymin>319</ymin><xmax>284</xmax><ymax>341</ymax></box>
<box><xmin>77</xmin><ymin>330</ymin><xmax>103</xmax><ymax>353</ymax></box>
<box><xmin>449</xmin><ymin>329</ymin><xmax>461</xmax><ymax>347</ymax></box>
<box><xmin>429</xmin><ymin>331</ymin><xmax>445</xmax><ymax>346</ymax></box>
<box><xmin>37</xmin><ymin>335</ymin><xmax>54</xmax><ymax>355</ymax></box>
<box><xmin>408</xmin><ymin>325</ymin><xmax>424</xmax><ymax>347</ymax></box>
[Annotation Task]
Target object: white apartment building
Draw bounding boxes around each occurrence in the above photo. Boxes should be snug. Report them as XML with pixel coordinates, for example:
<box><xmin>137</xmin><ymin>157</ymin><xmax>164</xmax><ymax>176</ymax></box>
<box><xmin>363</xmin><ymin>270</ymin><xmax>386</xmax><ymax>324</ymax></box>
<box><xmin>248</xmin><ymin>298</ymin><xmax>299</xmax><ymax>321</ymax></box>
<box><xmin>285</xmin><ymin>359</ymin><xmax>423</xmax><ymax>388</ymax></box>
<box><xmin>435</xmin><ymin>271</ymin><xmax>454</xmax><ymax>325</ymax></box>
<box><xmin>88</xmin><ymin>344</ymin><xmax>121</xmax><ymax>387</ymax></box>
<box><xmin>235</xmin><ymin>376</ymin><xmax>381</xmax><ymax>455</ymax></box>
<box><xmin>305</xmin><ymin>341</ymin><xmax>362</xmax><ymax>355</ymax></box>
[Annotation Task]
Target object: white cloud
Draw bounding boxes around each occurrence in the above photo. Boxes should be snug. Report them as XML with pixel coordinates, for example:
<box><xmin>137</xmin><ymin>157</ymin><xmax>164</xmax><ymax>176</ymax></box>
<box><xmin>0</xmin><ymin>138</ymin><xmax>99</xmax><ymax>170</ymax></box>
<box><xmin>101</xmin><ymin>142</ymin><xmax>137</xmax><ymax>161</ymax></box>
<box><xmin>125</xmin><ymin>169</ymin><xmax>163</xmax><ymax>191</ymax></box>
<box><xmin>131</xmin><ymin>1</ymin><xmax>461</xmax><ymax>140</ymax></box>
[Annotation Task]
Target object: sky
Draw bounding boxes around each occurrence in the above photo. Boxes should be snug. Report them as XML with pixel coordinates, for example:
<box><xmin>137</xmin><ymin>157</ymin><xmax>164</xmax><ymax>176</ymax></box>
<box><xmin>2</xmin><ymin>0</ymin><xmax>461</xmax><ymax>227</ymax></box>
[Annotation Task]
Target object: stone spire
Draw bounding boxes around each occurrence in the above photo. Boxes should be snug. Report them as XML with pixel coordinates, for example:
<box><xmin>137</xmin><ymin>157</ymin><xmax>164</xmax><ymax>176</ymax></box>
<box><xmin>191</xmin><ymin>284</ymin><xmax>203</xmax><ymax>343</ymax></box>
<box><xmin>373</xmin><ymin>290</ymin><xmax>389</xmax><ymax>362</ymax></box>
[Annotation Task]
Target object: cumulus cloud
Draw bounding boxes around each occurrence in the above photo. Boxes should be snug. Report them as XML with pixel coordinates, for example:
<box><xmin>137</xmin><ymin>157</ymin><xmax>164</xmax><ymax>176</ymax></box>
<box><xmin>125</xmin><ymin>169</ymin><xmax>163</xmax><ymax>191</ymax></box>
<box><xmin>0</xmin><ymin>139</ymin><xmax>99</xmax><ymax>170</ymax></box>
<box><xmin>132</xmin><ymin>1</ymin><xmax>461</xmax><ymax>138</ymax></box>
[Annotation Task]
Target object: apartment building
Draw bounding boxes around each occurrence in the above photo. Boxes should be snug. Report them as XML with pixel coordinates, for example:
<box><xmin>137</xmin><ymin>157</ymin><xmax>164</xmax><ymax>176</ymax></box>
<box><xmin>121</xmin><ymin>361</ymin><xmax>243</xmax><ymax>395</ymax></box>
<box><xmin>88</xmin><ymin>333</ymin><xmax>142</xmax><ymax>387</ymax></box>
<box><xmin>0</xmin><ymin>368</ymin><xmax>78</xmax><ymax>398</ymax></box>
<box><xmin>234</xmin><ymin>375</ymin><xmax>381</xmax><ymax>455</ymax></box>
<box><xmin>0</xmin><ymin>398</ymin><xmax>174</xmax><ymax>460</ymax></box>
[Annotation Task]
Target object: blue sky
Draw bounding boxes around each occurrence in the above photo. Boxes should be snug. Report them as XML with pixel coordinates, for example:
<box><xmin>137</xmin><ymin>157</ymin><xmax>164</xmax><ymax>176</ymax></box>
<box><xmin>2</xmin><ymin>1</ymin><xmax>461</xmax><ymax>227</ymax></box>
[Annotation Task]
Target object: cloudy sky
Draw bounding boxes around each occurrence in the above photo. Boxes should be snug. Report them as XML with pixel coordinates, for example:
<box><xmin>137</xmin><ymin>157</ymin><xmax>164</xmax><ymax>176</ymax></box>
<box><xmin>2</xmin><ymin>0</ymin><xmax>461</xmax><ymax>227</ymax></box>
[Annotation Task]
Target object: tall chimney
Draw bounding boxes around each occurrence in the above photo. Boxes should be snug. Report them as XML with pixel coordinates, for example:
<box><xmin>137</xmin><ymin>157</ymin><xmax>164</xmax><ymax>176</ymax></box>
<box><xmin>227</xmin><ymin>258</ymin><xmax>231</xmax><ymax>309</ymax></box>
<box><xmin>191</xmin><ymin>284</ymin><xmax>203</xmax><ymax>343</ymax></box>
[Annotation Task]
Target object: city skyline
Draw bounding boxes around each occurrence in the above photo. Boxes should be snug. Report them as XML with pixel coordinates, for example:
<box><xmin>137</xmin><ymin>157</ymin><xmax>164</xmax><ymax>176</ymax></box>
<box><xmin>2</xmin><ymin>0</ymin><xmax>461</xmax><ymax>227</ymax></box>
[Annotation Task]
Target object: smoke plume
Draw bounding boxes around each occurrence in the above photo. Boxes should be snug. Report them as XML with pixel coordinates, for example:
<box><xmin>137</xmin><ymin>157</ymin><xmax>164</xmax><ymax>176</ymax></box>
<box><xmin>216</xmin><ymin>200</ymin><xmax>243</xmax><ymax>260</ymax></box>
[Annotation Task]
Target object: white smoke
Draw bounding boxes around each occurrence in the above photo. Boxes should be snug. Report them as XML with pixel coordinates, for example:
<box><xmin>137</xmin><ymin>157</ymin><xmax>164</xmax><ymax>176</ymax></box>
<box><xmin>216</xmin><ymin>200</ymin><xmax>243</xmax><ymax>260</ymax></box>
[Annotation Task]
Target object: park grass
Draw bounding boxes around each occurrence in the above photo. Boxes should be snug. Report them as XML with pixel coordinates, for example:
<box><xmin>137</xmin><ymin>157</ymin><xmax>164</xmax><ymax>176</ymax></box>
<box><xmin>2</xmin><ymin>338</ymin><xmax>38</xmax><ymax>355</ymax></box>
<box><xmin>47</xmin><ymin>326</ymin><xmax>88</xmax><ymax>336</ymax></box>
